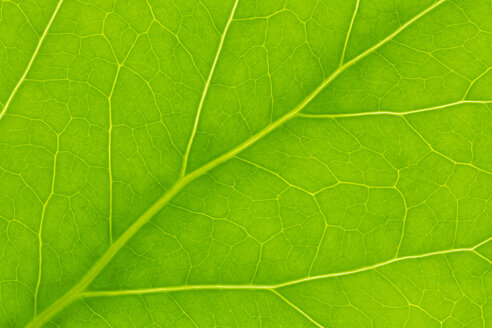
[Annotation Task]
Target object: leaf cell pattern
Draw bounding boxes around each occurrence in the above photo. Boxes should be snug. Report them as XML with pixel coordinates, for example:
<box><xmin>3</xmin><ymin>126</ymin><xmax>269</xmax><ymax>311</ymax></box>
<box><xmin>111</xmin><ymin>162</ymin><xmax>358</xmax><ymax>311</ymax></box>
<box><xmin>0</xmin><ymin>0</ymin><xmax>491</xmax><ymax>327</ymax></box>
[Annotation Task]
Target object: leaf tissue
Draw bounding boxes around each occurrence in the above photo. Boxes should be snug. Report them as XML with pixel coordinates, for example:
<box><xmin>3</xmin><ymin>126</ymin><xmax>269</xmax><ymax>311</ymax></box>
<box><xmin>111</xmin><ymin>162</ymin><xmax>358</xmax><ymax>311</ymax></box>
<box><xmin>0</xmin><ymin>0</ymin><xmax>491</xmax><ymax>327</ymax></box>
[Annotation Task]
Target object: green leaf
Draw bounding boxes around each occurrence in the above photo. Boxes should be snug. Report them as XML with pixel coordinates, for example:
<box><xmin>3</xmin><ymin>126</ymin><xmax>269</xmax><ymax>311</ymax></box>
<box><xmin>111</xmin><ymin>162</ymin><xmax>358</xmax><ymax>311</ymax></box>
<box><xmin>1</xmin><ymin>0</ymin><xmax>491</xmax><ymax>327</ymax></box>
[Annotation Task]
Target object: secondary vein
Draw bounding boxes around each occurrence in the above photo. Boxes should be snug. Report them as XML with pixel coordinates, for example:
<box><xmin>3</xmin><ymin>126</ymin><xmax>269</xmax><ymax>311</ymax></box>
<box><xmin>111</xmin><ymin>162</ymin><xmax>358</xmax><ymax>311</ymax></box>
<box><xmin>339</xmin><ymin>0</ymin><xmax>360</xmax><ymax>67</ymax></box>
<box><xmin>180</xmin><ymin>0</ymin><xmax>240</xmax><ymax>177</ymax></box>
<box><xmin>297</xmin><ymin>100</ymin><xmax>492</xmax><ymax>118</ymax></box>
<box><xmin>0</xmin><ymin>0</ymin><xmax>64</xmax><ymax>121</ymax></box>
<box><xmin>79</xmin><ymin>238</ymin><xmax>491</xmax><ymax>298</ymax></box>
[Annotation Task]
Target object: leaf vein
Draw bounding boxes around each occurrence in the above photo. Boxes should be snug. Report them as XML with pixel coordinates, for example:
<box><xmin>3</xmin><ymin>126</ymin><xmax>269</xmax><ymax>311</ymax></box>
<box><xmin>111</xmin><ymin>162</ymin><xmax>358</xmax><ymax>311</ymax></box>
<box><xmin>0</xmin><ymin>0</ymin><xmax>64</xmax><ymax>121</ymax></box>
<box><xmin>79</xmin><ymin>238</ymin><xmax>491</xmax><ymax>298</ymax></box>
<box><xmin>26</xmin><ymin>2</ymin><xmax>450</xmax><ymax>326</ymax></box>
<box><xmin>180</xmin><ymin>0</ymin><xmax>240</xmax><ymax>177</ymax></box>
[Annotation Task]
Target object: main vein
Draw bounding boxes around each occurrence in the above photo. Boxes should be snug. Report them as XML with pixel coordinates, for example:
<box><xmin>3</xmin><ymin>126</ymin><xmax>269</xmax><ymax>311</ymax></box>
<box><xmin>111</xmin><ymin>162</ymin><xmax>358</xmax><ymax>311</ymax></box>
<box><xmin>0</xmin><ymin>0</ymin><xmax>64</xmax><ymax>121</ymax></box>
<box><xmin>26</xmin><ymin>1</ymin><xmax>446</xmax><ymax>327</ymax></box>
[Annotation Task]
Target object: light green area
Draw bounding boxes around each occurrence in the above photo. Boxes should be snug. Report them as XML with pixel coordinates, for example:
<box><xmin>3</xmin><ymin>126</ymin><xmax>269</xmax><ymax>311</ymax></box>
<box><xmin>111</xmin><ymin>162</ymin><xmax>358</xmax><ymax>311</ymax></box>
<box><xmin>0</xmin><ymin>0</ymin><xmax>491</xmax><ymax>327</ymax></box>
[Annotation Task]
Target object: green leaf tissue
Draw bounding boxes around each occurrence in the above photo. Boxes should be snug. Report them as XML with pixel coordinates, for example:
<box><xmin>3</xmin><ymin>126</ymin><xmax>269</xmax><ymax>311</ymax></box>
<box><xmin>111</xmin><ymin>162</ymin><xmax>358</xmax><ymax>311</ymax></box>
<box><xmin>0</xmin><ymin>0</ymin><xmax>491</xmax><ymax>327</ymax></box>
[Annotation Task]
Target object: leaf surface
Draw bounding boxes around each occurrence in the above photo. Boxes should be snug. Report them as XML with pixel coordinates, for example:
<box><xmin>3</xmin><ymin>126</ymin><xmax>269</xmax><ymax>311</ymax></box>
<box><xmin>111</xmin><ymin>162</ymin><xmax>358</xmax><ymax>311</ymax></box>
<box><xmin>0</xmin><ymin>0</ymin><xmax>491</xmax><ymax>327</ymax></box>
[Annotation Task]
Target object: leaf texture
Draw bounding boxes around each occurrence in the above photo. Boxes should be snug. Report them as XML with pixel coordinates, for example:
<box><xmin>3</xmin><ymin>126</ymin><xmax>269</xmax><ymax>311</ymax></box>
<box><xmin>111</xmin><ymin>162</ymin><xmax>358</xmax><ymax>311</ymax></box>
<box><xmin>0</xmin><ymin>0</ymin><xmax>491</xmax><ymax>327</ymax></box>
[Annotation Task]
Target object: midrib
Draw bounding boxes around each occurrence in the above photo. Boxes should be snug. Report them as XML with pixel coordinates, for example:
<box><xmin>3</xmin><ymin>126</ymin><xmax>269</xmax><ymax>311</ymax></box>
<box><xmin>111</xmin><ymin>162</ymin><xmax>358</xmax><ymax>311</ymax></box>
<box><xmin>26</xmin><ymin>1</ymin><xmax>447</xmax><ymax>327</ymax></box>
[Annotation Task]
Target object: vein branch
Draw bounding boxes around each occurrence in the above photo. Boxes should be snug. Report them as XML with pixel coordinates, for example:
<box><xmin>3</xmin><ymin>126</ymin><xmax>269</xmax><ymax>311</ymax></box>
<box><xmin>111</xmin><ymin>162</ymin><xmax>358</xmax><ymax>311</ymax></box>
<box><xmin>297</xmin><ymin>100</ymin><xmax>492</xmax><ymax>118</ymax></box>
<box><xmin>180</xmin><ymin>0</ymin><xmax>240</xmax><ymax>177</ymax></box>
<box><xmin>34</xmin><ymin>134</ymin><xmax>60</xmax><ymax>315</ymax></box>
<box><xmin>78</xmin><ymin>239</ymin><xmax>491</xmax><ymax>298</ymax></box>
<box><xmin>339</xmin><ymin>0</ymin><xmax>360</xmax><ymax>67</ymax></box>
<box><xmin>0</xmin><ymin>0</ymin><xmax>64</xmax><ymax>121</ymax></box>
<box><xmin>271</xmin><ymin>289</ymin><xmax>325</xmax><ymax>328</ymax></box>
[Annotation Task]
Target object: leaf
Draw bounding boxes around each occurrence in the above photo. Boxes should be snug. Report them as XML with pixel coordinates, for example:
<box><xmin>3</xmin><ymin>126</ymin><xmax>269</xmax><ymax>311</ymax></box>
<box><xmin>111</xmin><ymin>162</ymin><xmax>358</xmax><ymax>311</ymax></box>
<box><xmin>0</xmin><ymin>0</ymin><xmax>491</xmax><ymax>327</ymax></box>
